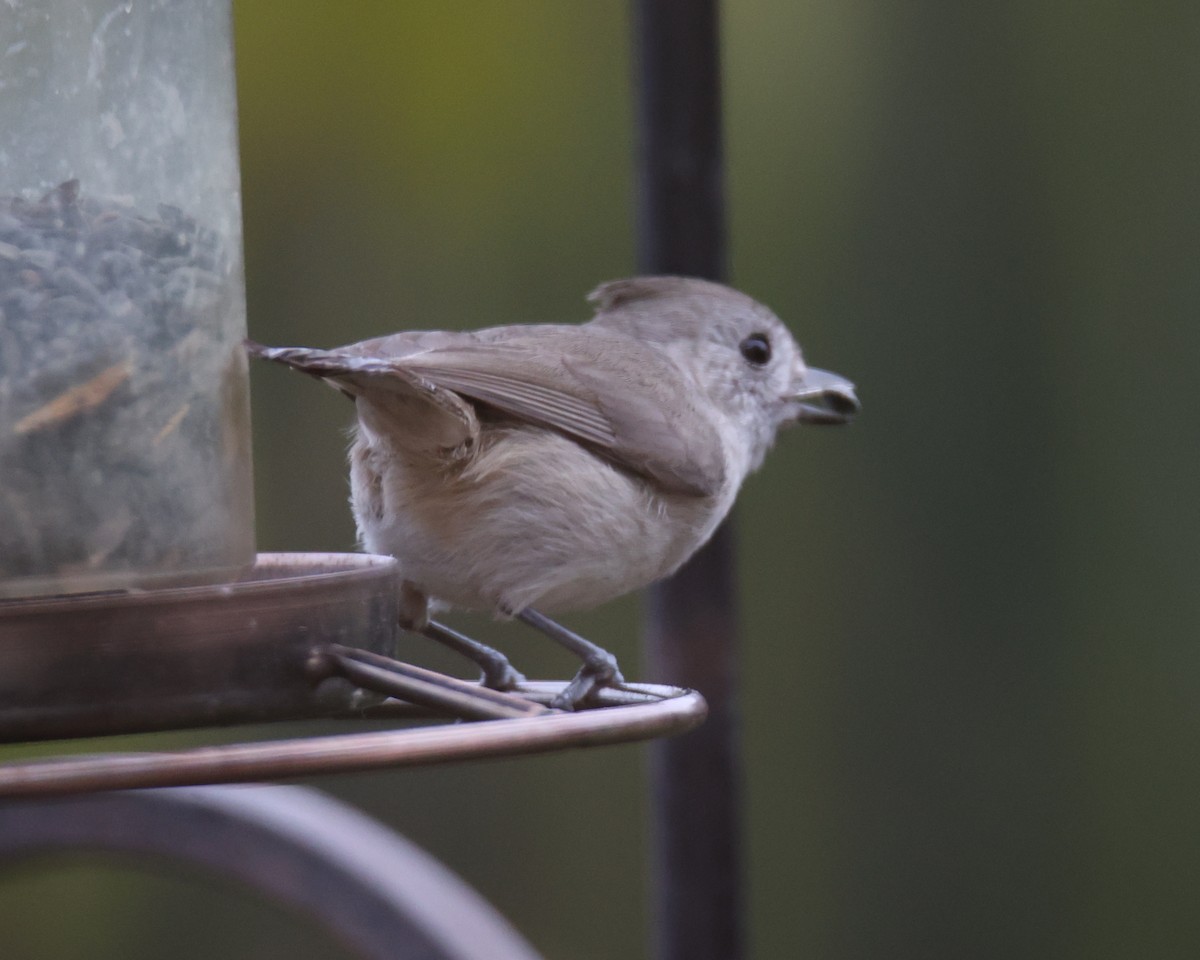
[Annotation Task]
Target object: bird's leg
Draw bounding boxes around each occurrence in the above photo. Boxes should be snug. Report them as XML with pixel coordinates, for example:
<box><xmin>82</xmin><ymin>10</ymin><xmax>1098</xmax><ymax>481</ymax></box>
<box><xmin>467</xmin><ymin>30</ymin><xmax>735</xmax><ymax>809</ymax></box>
<box><xmin>516</xmin><ymin>608</ymin><xmax>625</xmax><ymax>709</ymax></box>
<box><xmin>420</xmin><ymin>620</ymin><xmax>526</xmax><ymax>691</ymax></box>
<box><xmin>399</xmin><ymin>580</ymin><xmax>524</xmax><ymax>690</ymax></box>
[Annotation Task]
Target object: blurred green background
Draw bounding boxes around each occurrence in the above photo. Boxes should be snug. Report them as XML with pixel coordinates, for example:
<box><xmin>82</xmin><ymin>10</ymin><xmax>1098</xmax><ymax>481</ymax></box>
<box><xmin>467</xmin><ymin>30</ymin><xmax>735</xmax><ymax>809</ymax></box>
<box><xmin>3</xmin><ymin>1</ymin><xmax>1200</xmax><ymax>958</ymax></box>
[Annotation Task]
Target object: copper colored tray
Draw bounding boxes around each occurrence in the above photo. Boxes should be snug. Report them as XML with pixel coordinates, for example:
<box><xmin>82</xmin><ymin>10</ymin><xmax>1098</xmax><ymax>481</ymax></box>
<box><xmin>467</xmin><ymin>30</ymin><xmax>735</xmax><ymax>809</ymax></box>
<box><xmin>0</xmin><ymin>553</ymin><xmax>707</xmax><ymax>798</ymax></box>
<box><xmin>0</xmin><ymin>553</ymin><xmax>400</xmax><ymax>742</ymax></box>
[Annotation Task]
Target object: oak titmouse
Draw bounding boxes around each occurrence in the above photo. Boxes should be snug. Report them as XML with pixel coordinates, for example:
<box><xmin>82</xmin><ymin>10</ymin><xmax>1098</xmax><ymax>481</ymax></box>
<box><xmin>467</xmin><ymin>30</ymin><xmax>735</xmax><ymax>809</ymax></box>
<box><xmin>249</xmin><ymin>276</ymin><xmax>858</xmax><ymax>706</ymax></box>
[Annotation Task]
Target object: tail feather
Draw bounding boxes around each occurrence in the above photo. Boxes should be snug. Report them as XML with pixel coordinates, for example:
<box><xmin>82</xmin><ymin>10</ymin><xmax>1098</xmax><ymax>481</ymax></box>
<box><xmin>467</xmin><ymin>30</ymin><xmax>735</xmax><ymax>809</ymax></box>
<box><xmin>245</xmin><ymin>338</ymin><xmax>479</xmax><ymax>450</ymax></box>
<box><xmin>245</xmin><ymin>340</ymin><xmax>397</xmax><ymax>380</ymax></box>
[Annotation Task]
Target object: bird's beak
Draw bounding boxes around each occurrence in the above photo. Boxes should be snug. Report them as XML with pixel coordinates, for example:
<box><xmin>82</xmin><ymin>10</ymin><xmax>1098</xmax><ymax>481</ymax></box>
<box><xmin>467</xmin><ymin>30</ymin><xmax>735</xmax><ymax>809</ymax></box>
<box><xmin>791</xmin><ymin>367</ymin><xmax>860</xmax><ymax>425</ymax></box>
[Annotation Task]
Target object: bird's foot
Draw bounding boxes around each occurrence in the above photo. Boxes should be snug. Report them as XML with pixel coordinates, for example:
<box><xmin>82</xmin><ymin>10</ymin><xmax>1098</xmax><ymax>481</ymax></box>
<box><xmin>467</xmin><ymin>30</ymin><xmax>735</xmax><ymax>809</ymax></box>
<box><xmin>553</xmin><ymin>649</ymin><xmax>626</xmax><ymax>711</ymax></box>
<box><xmin>481</xmin><ymin>659</ymin><xmax>526</xmax><ymax>691</ymax></box>
<box><xmin>420</xmin><ymin>620</ymin><xmax>526</xmax><ymax>690</ymax></box>
<box><xmin>515</xmin><ymin>608</ymin><xmax>626</xmax><ymax>710</ymax></box>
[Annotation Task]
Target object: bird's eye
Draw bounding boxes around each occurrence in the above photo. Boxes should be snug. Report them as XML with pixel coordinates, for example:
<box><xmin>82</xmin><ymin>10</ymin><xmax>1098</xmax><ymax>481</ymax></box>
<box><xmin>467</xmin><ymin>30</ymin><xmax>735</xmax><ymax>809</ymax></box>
<box><xmin>739</xmin><ymin>333</ymin><xmax>771</xmax><ymax>366</ymax></box>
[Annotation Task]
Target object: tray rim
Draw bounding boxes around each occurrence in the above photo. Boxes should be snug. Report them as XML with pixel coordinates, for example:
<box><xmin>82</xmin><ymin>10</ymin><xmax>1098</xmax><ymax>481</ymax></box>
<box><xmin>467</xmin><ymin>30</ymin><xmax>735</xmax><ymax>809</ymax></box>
<box><xmin>0</xmin><ymin>551</ymin><xmax>399</xmax><ymax>617</ymax></box>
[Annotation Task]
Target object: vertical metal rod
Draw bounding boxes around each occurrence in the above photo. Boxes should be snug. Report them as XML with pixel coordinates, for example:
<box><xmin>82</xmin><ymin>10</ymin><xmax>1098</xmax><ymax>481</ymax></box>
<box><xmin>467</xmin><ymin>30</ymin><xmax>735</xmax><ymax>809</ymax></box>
<box><xmin>631</xmin><ymin>3</ymin><xmax>743</xmax><ymax>960</ymax></box>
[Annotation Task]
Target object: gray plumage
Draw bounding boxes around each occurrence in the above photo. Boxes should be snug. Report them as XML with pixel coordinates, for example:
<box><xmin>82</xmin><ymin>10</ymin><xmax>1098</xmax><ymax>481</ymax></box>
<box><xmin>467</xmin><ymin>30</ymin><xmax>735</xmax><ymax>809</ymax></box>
<box><xmin>248</xmin><ymin>276</ymin><xmax>858</xmax><ymax>629</ymax></box>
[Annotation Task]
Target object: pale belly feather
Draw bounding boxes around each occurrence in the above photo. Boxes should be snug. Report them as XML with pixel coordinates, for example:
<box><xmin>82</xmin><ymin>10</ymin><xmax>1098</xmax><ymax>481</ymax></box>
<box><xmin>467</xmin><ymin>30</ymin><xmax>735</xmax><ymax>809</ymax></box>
<box><xmin>351</xmin><ymin>425</ymin><xmax>729</xmax><ymax>615</ymax></box>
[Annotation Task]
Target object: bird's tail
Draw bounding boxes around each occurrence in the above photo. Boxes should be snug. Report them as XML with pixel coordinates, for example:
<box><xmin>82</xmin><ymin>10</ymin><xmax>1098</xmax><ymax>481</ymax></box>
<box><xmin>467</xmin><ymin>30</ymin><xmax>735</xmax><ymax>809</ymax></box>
<box><xmin>245</xmin><ymin>339</ymin><xmax>410</xmax><ymax>383</ymax></box>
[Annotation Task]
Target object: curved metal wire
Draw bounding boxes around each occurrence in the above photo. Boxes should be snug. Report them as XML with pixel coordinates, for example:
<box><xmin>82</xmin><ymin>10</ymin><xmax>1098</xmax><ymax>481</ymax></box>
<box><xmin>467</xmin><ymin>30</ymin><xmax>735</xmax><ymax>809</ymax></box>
<box><xmin>0</xmin><ymin>683</ymin><xmax>706</xmax><ymax>799</ymax></box>
<box><xmin>0</xmin><ymin>784</ymin><xmax>546</xmax><ymax>960</ymax></box>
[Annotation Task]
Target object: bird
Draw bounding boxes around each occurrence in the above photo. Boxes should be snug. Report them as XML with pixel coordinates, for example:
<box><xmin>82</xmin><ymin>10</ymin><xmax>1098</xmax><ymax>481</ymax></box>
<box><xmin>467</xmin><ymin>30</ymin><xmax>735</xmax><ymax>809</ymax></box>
<box><xmin>248</xmin><ymin>276</ymin><xmax>858</xmax><ymax>707</ymax></box>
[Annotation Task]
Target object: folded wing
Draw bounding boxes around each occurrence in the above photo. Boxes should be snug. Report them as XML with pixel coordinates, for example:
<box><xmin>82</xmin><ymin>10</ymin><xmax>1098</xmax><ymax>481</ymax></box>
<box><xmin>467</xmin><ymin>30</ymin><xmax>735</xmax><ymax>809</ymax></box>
<box><xmin>399</xmin><ymin>327</ymin><xmax>725</xmax><ymax>497</ymax></box>
<box><xmin>250</xmin><ymin>326</ymin><xmax>726</xmax><ymax>498</ymax></box>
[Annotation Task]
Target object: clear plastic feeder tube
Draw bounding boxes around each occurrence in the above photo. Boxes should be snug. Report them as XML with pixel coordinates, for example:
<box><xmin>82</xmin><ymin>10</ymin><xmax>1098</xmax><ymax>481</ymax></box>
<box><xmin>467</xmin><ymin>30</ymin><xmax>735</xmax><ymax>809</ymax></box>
<box><xmin>0</xmin><ymin>0</ymin><xmax>254</xmax><ymax>598</ymax></box>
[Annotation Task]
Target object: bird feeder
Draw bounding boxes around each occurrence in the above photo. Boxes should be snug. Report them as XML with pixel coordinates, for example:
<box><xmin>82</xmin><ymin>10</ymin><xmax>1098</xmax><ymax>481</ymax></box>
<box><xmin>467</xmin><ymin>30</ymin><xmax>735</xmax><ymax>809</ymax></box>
<box><xmin>0</xmin><ymin>0</ymin><xmax>702</xmax><ymax>787</ymax></box>
<box><xmin>0</xmin><ymin>10</ymin><xmax>711</xmax><ymax>958</ymax></box>
<box><xmin>0</xmin><ymin>0</ymin><xmax>254</xmax><ymax>598</ymax></box>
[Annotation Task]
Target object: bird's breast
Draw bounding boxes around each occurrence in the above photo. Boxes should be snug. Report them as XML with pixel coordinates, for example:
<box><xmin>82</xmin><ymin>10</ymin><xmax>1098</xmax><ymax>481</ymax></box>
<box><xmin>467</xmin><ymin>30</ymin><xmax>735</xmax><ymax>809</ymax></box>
<box><xmin>349</xmin><ymin>423</ymin><xmax>727</xmax><ymax>614</ymax></box>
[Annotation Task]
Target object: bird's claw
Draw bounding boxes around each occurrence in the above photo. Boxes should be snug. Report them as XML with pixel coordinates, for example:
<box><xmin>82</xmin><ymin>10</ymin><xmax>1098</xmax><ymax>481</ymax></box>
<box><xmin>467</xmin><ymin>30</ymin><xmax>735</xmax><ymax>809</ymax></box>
<box><xmin>421</xmin><ymin>619</ymin><xmax>527</xmax><ymax>691</ymax></box>
<box><xmin>481</xmin><ymin>661</ymin><xmax>526</xmax><ymax>691</ymax></box>
<box><xmin>551</xmin><ymin>652</ymin><xmax>625</xmax><ymax>711</ymax></box>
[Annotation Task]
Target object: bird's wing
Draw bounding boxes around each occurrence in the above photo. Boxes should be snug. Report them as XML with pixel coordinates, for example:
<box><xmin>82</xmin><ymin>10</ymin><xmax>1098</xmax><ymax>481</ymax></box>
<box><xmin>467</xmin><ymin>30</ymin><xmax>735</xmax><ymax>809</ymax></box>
<box><xmin>245</xmin><ymin>340</ymin><xmax>479</xmax><ymax>455</ymax></box>
<box><xmin>250</xmin><ymin>328</ymin><xmax>727</xmax><ymax>497</ymax></box>
<box><xmin>394</xmin><ymin>327</ymin><xmax>726</xmax><ymax>498</ymax></box>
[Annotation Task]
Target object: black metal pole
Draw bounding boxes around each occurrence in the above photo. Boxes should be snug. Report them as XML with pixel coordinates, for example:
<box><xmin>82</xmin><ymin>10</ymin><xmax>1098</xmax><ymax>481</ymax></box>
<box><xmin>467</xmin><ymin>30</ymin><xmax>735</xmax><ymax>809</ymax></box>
<box><xmin>632</xmin><ymin>1</ymin><xmax>727</xmax><ymax>280</ymax></box>
<box><xmin>631</xmin><ymin>4</ymin><xmax>743</xmax><ymax>960</ymax></box>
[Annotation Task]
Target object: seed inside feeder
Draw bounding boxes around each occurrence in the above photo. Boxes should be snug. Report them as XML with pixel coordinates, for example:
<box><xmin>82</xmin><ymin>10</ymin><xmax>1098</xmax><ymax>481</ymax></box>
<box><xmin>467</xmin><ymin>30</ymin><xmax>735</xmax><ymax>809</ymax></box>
<box><xmin>0</xmin><ymin>181</ymin><xmax>251</xmax><ymax>594</ymax></box>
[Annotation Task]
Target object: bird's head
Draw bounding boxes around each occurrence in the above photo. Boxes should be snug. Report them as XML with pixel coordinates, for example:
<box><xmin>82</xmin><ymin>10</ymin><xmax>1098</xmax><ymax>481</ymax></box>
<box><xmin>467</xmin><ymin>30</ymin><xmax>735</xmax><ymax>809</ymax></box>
<box><xmin>587</xmin><ymin>276</ymin><xmax>859</xmax><ymax>471</ymax></box>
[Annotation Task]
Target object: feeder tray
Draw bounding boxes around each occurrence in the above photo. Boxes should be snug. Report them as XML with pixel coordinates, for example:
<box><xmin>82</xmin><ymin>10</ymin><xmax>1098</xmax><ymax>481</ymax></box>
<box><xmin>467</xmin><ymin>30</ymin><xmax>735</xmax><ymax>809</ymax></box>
<box><xmin>0</xmin><ymin>553</ymin><xmax>706</xmax><ymax>798</ymax></box>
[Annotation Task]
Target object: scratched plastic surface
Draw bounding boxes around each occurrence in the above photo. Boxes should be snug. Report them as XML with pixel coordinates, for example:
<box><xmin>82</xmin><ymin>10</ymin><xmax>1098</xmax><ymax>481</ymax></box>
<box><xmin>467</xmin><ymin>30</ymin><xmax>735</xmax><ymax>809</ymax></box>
<box><xmin>0</xmin><ymin>0</ymin><xmax>254</xmax><ymax>598</ymax></box>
